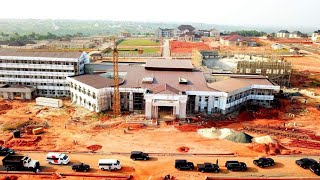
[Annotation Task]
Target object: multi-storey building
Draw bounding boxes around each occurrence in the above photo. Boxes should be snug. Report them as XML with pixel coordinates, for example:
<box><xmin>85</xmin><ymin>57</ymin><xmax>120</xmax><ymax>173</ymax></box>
<box><xmin>155</xmin><ymin>28</ymin><xmax>175</xmax><ymax>39</ymax></box>
<box><xmin>67</xmin><ymin>60</ymin><xmax>280</xmax><ymax>119</ymax></box>
<box><xmin>0</xmin><ymin>49</ymin><xmax>89</xmax><ymax>99</ymax></box>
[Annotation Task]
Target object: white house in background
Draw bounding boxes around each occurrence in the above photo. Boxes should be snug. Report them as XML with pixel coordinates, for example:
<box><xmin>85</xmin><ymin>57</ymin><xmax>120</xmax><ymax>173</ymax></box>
<box><xmin>311</xmin><ymin>30</ymin><xmax>320</xmax><ymax>42</ymax></box>
<box><xmin>289</xmin><ymin>31</ymin><xmax>303</xmax><ymax>38</ymax></box>
<box><xmin>276</xmin><ymin>30</ymin><xmax>290</xmax><ymax>38</ymax></box>
<box><xmin>174</xmin><ymin>25</ymin><xmax>196</xmax><ymax>37</ymax></box>
<box><xmin>67</xmin><ymin>59</ymin><xmax>280</xmax><ymax>119</ymax></box>
<box><xmin>155</xmin><ymin>28</ymin><xmax>175</xmax><ymax>39</ymax></box>
<box><xmin>209</xmin><ymin>29</ymin><xmax>220</xmax><ymax>40</ymax></box>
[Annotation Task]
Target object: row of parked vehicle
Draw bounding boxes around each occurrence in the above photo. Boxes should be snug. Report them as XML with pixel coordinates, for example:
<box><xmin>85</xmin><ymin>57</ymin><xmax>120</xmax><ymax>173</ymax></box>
<box><xmin>175</xmin><ymin>157</ymin><xmax>320</xmax><ymax>176</ymax></box>
<box><xmin>0</xmin><ymin>147</ymin><xmax>319</xmax><ymax>176</ymax></box>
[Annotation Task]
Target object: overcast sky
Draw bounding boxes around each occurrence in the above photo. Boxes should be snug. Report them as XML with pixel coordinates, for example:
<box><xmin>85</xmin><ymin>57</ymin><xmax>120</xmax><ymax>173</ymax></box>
<box><xmin>1</xmin><ymin>0</ymin><xmax>319</xmax><ymax>28</ymax></box>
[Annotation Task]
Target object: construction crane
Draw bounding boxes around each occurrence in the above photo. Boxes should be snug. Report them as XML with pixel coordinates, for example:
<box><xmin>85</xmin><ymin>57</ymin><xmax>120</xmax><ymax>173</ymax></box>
<box><xmin>112</xmin><ymin>38</ymin><xmax>121</xmax><ymax>117</ymax></box>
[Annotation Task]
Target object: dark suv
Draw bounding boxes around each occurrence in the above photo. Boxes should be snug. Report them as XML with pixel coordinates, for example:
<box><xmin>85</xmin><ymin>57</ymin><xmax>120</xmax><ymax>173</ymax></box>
<box><xmin>71</xmin><ymin>163</ymin><xmax>90</xmax><ymax>172</ymax></box>
<box><xmin>309</xmin><ymin>163</ymin><xmax>320</xmax><ymax>176</ymax></box>
<box><xmin>296</xmin><ymin>158</ymin><xmax>318</xmax><ymax>169</ymax></box>
<box><xmin>130</xmin><ymin>151</ymin><xmax>149</xmax><ymax>161</ymax></box>
<box><xmin>175</xmin><ymin>159</ymin><xmax>194</xmax><ymax>170</ymax></box>
<box><xmin>0</xmin><ymin>147</ymin><xmax>15</xmax><ymax>156</ymax></box>
<box><xmin>225</xmin><ymin>161</ymin><xmax>247</xmax><ymax>171</ymax></box>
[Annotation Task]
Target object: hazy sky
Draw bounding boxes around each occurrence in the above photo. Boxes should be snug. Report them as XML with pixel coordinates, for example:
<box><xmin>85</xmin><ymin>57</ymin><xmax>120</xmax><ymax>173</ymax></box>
<box><xmin>1</xmin><ymin>0</ymin><xmax>319</xmax><ymax>27</ymax></box>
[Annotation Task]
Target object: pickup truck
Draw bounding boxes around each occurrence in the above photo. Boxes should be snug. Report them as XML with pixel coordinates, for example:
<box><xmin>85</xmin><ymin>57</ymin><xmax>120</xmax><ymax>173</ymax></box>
<box><xmin>175</xmin><ymin>159</ymin><xmax>194</xmax><ymax>170</ymax></box>
<box><xmin>253</xmin><ymin>158</ymin><xmax>275</xmax><ymax>167</ymax></box>
<box><xmin>197</xmin><ymin>162</ymin><xmax>219</xmax><ymax>173</ymax></box>
<box><xmin>2</xmin><ymin>155</ymin><xmax>40</xmax><ymax>172</ymax></box>
<box><xmin>71</xmin><ymin>163</ymin><xmax>90</xmax><ymax>172</ymax></box>
<box><xmin>225</xmin><ymin>161</ymin><xmax>247</xmax><ymax>171</ymax></box>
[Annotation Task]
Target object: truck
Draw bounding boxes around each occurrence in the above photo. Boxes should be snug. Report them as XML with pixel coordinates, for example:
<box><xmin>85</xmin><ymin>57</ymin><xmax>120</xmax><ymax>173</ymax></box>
<box><xmin>253</xmin><ymin>158</ymin><xmax>275</xmax><ymax>167</ymax></box>
<box><xmin>174</xmin><ymin>159</ymin><xmax>194</xmax><ymax>171</ymax></box>
<box><xmin>225</xmin><ymin>161</ymin><xmax>247</xmax><ymax>171</ymax></box>
<box><xmin>197</xmin><ymin>162</ymin><xmax>220</xmax><ymax>173</ymax></box>
<box><xmin>2</xmin><ymin>155</ymin><xmax>40</xmax><ymax>172</ymax></box>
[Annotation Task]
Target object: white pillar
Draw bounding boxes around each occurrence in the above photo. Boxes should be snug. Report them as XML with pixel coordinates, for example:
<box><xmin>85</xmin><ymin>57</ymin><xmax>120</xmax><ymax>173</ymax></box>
<box><xmin>195</xmin><ymin>96</ymin><xmax>199</xmax><ymax>113</ymax></box>
<box><xmin>145</xmin><ymin>99</ymin><xmax>152</xmax><ymax>119</ymax></box>
<box><xmin>179</xmin><ymin>101</ymin><xmax>187</xmax><ymax>119</ymax></box>
<box><xmin>208</xmin><ymin>96</ymin><xmax>214</xmax><ymax>114</ymax></box>
<box><xmin>129</xmin><ymin>92</ymin><xmax>133</xmax><ymax>111</ymax></box>
<box><xmin>200</xmin><ymin>96</ymin><xmax>206</xmax><ymax>112</ymax></box>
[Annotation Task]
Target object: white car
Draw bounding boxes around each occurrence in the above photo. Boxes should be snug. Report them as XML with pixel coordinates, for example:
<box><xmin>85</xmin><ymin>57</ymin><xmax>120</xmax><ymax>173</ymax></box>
<box><xmin>98</xmin><ymin>159</ymin><xmax>121</xmax><ymax>171</ymax></box>
<box><xmin>46</xmin><ymin>152</ymin><xmax>69</xmax><ymax>165</ymax></box>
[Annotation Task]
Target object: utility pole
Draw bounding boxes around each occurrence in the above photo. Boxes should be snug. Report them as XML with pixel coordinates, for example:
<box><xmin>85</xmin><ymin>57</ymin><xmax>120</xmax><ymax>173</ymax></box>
<box><xmin>112</xmin><ymin>38</ymin><xmax>121</xmax><ymax>117</ymax></box>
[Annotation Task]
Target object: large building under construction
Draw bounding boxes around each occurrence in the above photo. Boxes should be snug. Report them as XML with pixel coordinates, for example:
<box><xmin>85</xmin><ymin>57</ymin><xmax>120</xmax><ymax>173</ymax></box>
<box><xmin>0</xmin><ymin>49</ymin><xmax>89</xmax><ymax>99</ymax></box>
<box><xmin>67</xmin><ymin>59</ymin><xmax>280</xmax><ymax>119</ymax></box>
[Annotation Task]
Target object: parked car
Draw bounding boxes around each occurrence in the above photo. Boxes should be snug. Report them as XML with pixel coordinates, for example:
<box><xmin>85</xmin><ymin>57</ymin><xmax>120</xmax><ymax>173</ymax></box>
<box><xmin>46</xmin><ymin>152</ymin><xmax>69</xmax><ymax>165</ymax></box>
<box><xmin>175</xmin><ymin>159</ymin><xmax>194</xmax><ymax>170</ymax></box>
<box><xmin>98</xmin><ymin>159</ymin><xmax>121</xmax><ymax>171</ymax></box>
<box><xmin>71</xmin><ymin>163</ymin><xmax>90</xmax><ymax>172</ymax></box>
<box><xmin>225</xmin><ymin>161</ymin><xmax>247</xmax><ymax>171</ymax></box>
<box><xmin>309</xmin><ymin>163</ymin><xmax>320</xmax><ymax>176</ymax></box>
<box><xmin>130</xmin><ymin>151</ymin><xmax>149</xmax><ymax>161</ymax></box>
<box><xmin>253</xmin><ymin>158</ymin><xmax>275</xmax><ymax>167</ymax></box>
<box><xmin>296</xmin><ymin>158</ymin><xmax>318</xmax><ymax>169</ymax></box>
<box><xmin>197</xmin><ymin>162</ymin><xmax>219</xmax><ymax>173</ymax></box>
<box><xmin>0</xmin><ymin>147</ymin><xmax>15</xmax><ymax>156</ymax></box>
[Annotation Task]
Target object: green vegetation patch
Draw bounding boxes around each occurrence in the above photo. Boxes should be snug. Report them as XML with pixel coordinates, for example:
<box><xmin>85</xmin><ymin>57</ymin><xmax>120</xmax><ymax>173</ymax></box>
<box><xmin>118</xmin><ymin>39</ymin><xmax>160</xmax><ymax>46</ymax></box>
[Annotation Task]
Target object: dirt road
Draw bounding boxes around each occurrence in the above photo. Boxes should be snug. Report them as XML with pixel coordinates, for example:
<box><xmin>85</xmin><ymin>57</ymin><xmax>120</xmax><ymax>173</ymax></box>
<box><xmin>1</xmin><ymin>152</ymin><xmax>319</xmax><ymax>180</ymax></box>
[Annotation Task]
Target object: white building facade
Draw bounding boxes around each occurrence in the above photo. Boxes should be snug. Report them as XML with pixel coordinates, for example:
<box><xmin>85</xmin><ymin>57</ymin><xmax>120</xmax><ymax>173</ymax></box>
<box><xmin>0</xmin><ymin>49</ymin><xmax>89</xmax><ymax>97</ymax></box>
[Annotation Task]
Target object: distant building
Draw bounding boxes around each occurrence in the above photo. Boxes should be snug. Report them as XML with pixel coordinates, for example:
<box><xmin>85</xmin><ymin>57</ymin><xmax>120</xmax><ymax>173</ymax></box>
<box><xmin>178</xmin><ymin>32</ymin><xmax>201</xmax><ymax>42</ymax></box>
<box><xmin>88</xmin><ymin>51</ymin><xmax>103</xmax><ymax>61</ymax></box>
<box><xmin>276</xmin><ymin>30</ymin><xmax>290</xmax><ymax>38</ymax></box>
<box><xmin>289</xmin><ymin>31</ymin><xmax>303</xmax><ymax>38</ymax></box>
<box><xmin>51</xmin><ymin>39</ymin><xmax>95</xmax><ymax>49</ymax></box>
<box><xmin>155</xmin><ymin>25</ymin><xmax>219</xmax><ymax>41</ymax></box>
<box><xmin>174</xmin><ymin>25</ymin><xmax>196</xmax><ymax>37</ymax></box>
<box><xmin>220</xmin><ymin>35</ymin><xmax>256</xmax><ymax>47</ymax></box>
<box><xmin>209</xmin><ymin>29</ymin><xmax>220</xmax><ymax>40</ymax></box>
<box><xmin>155</xmin><ymin>28</ymin><xmax>174</xmax><ymax>39</ymax></box>
<box><xmin>311</xmin><ymin>30</ymin><xmax>320</xmax><ymax>42</ymax></box>
<box><xmin>119</xmin><ymin>32</ymin><xmax>131</xmax><ymax>38</ymax></box>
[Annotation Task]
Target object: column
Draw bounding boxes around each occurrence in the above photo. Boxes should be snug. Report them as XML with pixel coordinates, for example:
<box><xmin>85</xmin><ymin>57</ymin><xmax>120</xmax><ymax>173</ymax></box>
<box><xmin>195</xmin><ymin>96</ymin><xmax>199</xmax><ymax>113</ymax></box>
<box><xmin>200</xmin><ymin>96</ymin><xmax>206</xmax><ymax>112</ymax></box>
<box><xmin>179</xmin><ymin>101</ymin><xmax>187</xmax><ymax>119</ymax></box>
<box><xmin>145</xmin><ymin>99</ymin><xmax>152</xmax><ymax>119</ymax></box>
<box><xmin>129</xmin><ymin>92</ymin><xmax>133</xmax><ymax>111</ymax></box>
<box><xmin>207</xmin><ymin>96</ymin><xmax>214</xmax><ymax>114</ymax></box>
<box><xmin>3</xmin><ymin>92</ymin><xmax>9</xmax><ymax>99</ymax></box>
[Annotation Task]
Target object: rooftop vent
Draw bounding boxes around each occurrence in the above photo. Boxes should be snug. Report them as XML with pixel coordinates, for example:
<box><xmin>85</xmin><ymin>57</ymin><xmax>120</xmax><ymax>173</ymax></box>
<box><xmin>179</xmin><ymin>77</ymin><xmax>188</xmax><ymax>84</ymax></box>
<box><xmin>142</xmin><ymin>77</ymin><xmax>154</xmax><ymax>84</ymax></box>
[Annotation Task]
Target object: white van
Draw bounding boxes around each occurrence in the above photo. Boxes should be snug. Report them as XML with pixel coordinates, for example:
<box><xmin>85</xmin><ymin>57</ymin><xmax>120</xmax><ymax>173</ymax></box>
<box><xmin>46</xmin><ymin>152</ymin><xmax>69</xmax><ymax>165</ymax></box>
<box><xmin>98</xmin><ymin>159</ymin><xmax>121</xmax><ymax>171</ymax></box>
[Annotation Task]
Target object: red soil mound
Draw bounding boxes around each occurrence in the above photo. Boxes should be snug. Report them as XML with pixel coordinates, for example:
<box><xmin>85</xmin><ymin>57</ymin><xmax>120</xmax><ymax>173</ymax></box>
<box><xmin>0</xmin><ymin>176</ymin><xmax>18</xmax><ymax>180</ymax></box>
<box><xmin>87</xmin><ymin>144</ymin><xmax>102</xmax><ymax>152</ymax></box>
<box><xmin>177</xmin><ymin>146</ymin><xmax>190</xmax><ymax>153</ymax></box>
<box><xmin>249</xmin><ymin>143</ymin><xmax>299</xmax><ymax>155</ymax></box>
<box><xmin>174</xmin><ymin>124</ymin><xmax>203</xmax><ymax>132</ymax></box>
<box><xmin>170</xmin><ymin>41</ymin><xmax>211</xmax><ymax>53</ymax></box>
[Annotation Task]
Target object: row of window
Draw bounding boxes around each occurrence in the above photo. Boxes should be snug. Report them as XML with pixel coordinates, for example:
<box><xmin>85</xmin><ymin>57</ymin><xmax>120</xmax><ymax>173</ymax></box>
<box><xmin>227</xmin><ymin>89</ymin><xmax>272</xmax><ymax>104</ymax></box>
<box><xmin>0</xmin><ymin>75</ymin><xmax>66</xmax><ymax>79</ymax></box>
<box><xmin>239</xmin><ymin>68</ymin><xmax>291</xmax><ymax>74</ymax></box>
<box><xmin>0</xmin><ymin>67</ymin><xmax>75</xmax><ymax>73</ymax></box>
<box><xmin>0</xmin><ymin>60</ymin><xmax>78</xmax><ymax>65</ymax></box>
<box><xmin>70</xmin><ymin>84</ymin><xmax>96</xmax><ymax>99</ymax></box>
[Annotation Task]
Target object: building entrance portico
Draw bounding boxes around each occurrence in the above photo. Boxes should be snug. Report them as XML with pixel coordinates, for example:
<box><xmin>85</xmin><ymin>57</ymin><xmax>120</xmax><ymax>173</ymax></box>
<box><xmin>145</xmin><ymin>94</ymin><xmax>187</xmax><ymax>120</ymax></box>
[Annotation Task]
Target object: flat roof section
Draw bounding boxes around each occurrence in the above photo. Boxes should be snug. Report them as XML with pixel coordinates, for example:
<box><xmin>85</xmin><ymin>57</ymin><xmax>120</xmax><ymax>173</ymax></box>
<box><xmin>0</xmin><ymin>49</ymin><xmax>83</xmax><ymax>59</ymax></box>
<box><xmin>207</xmin><ymin>77</ymin><xmax>275</xmax><ymax>93</ymax></box>
<box><xmin>145</xmin><ymin>59</ymin><xmax>194</xmax><ymax>71</ymax></box>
